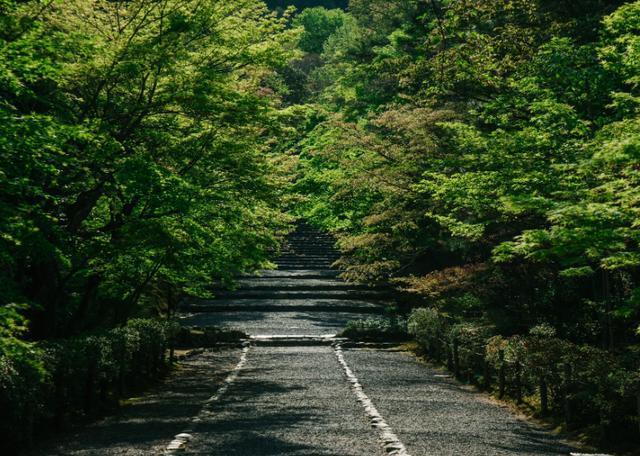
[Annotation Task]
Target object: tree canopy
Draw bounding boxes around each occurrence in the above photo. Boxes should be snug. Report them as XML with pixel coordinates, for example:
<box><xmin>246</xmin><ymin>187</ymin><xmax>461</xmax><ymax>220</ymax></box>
<box><xmin>0</xmin><ymin>0</ymin><xmax>298</xmax><ymax>337</ymax></box>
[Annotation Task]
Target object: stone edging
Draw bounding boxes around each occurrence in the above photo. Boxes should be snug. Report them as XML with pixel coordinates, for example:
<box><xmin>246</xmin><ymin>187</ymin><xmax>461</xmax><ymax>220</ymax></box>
<box><xmin>164</xmin><ymin>342</ymin><xmax>251</xmax><ymax>454</ymax></box>
<box><xmin>333</xmin><ymin>343</ymin><xmax>412</xmax><ymax>456</ymax></box>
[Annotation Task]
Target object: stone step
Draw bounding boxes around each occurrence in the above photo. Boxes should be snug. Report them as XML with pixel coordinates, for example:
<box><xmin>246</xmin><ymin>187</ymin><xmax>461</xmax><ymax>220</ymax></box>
<box><xmin>277</xmin><ymin>253</ymin><xmax>340</xmax><ymax>258</ymax></box>
<box><xmin>249</xmin><ymin>334</ymin><xmax>347</xmax><ymax>346</ymax></box>
<box><xmin>276</xmin><ymin>259</ymin><xmax>335</xmax><ymax>265</ymax></box>
<box><xmin>229</xmin><ymin>278</ymin><xmax>374</xmax><ymax>291</ymax></box>
<box><xmin>277</xmin><ymin>256</ymin><xmax>335</xmax><ymax>259</ymax></box>
<box><xmin>276</xmin><ymin>257</ymin><xmax>339</xmax><ymax>263</ymax></box>
<box><xmin>276</xmin><ymin>254</ymin><xmax>337</xmax><ymax>258</ymax></box>
<box><xmin>275</xmin><ymin>262</ymin><xmax>335</xmax><ymax>268</ymax></box>
<box><xmin>280</xmin><ymin>248</ymin><xmax>340</xmax><ymax>256</ymax></box>
<box><xmin>183</xmin><ymin>298</ymin><xmax>385</xmax><ymax>313</ymax></box>
<box><xmin>211</xmin><ymin>289</ymin><xmax>388</xmax><ymax>300</ymax></box>
<box><xmin>245</xmin><ymin>269</ymin><xmax>339</xmax><ymax>279</ymax></box>
<box><xmin>287</xmin><ymin>232</ymin><xmax>333</xmax><ymax>237</ymax></box>
<box><xmin>276</xmin><ymin>257</ymin><xmax>336</xmax><ymax>261</ymax></box>
<box><xmin>284</xmin><ymin>242</ymin><xmax>334</xmax><ymax>248</ymax></box>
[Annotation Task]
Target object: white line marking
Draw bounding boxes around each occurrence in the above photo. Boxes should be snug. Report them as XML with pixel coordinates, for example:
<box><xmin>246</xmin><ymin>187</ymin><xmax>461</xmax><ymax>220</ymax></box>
<box><xmin>250</xmin><ymin>334</ymin><xmax>337</xmax><ymax>339</ymax></box>
<box><xmin>164</xmin><ymin>344</ymin><xmax>251</xmax><ymax>454</ymax></box>
<box><xmin>333</xmin><ymin>344</ymin><xmax>412</xmax><ymax>456</ymax></box>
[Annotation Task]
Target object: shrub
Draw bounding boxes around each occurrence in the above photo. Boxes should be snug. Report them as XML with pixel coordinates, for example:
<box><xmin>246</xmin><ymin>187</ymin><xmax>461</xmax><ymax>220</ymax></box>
<box><xmin>341</xmin><ymin>316</ymin><xmax>408</xmax><ymax>341</ymax></box>
<box><xmin>0</xmin><ymin>318</ymin><xmax>177</xmax><ymax>453</ymax></box>
<box><xmin>448</xmin><ymin>322</ymin><xmax>494</xmax><ymax>382</ymax></box>
<box><xmin>407</xmin><ymin>307</ymin><xmax>447</xmax><ymax>359</ymax></box>
<box><xmin>409</xmin><ymin>309</ymin><xmax>640</xmax><ymax>443</ymax></box>
<box><xmin>0</xmin><ymin>305</ymin><xmax>47</xmax><ymax>446</ymax></box>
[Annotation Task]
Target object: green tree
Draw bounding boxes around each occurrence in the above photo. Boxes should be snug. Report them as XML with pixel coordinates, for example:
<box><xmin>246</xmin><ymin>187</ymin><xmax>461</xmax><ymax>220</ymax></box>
<box><xmin>293</xmin><ymin>7</ymin><xmax>349</xmax><ymax>54</ymax></box>
<box><xmin>0</xmin><ymin>0</ymin><xmax>298</xmax><ymax>336</ymax></box>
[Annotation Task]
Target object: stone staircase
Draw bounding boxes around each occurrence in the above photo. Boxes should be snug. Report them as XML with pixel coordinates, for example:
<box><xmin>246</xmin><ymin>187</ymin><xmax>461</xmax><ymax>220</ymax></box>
<box><xmin>180</xmin><ymin>222</ymin><xmax>387</xmax><ymax>336</ymax></box>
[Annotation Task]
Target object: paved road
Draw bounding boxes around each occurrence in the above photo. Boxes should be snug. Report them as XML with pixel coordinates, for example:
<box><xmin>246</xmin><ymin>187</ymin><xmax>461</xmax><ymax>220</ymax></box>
<box><xmin>32</xmin><ymin>223</ymin><xmax>581</xmax><ymax>455</ymax></box>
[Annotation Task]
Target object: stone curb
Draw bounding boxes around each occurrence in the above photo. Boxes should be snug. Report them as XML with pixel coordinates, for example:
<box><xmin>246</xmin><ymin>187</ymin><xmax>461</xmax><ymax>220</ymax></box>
<box><xmin>163</xmin><ymin>342</ymin><xmax>251</xmax><ymax>454</ymax></box>
<box><xmin>334</xmin><ymin>344</ymin><xmax>413</xmax><ymax>456</ymax></box>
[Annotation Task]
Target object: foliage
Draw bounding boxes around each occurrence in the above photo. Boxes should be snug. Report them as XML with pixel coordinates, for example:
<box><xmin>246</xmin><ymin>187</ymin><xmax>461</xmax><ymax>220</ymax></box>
<box><xmin>282</xmin><ymin>0</ymin><xmax>640</xmax><ymax>446</ymax></box>
<box><xmin>0</xmin><ymin>318</ymin><xmax>176</xmax><ymax>452</ymax></box>
<box><xmin>409</xmin><ymin>309</ymin><xmax>638</xmax><ymax>445</ymax></box>
<box><xmin>407</xmin><ymin>307</ymin><xmax>448</xmax><ymax>358</ymax></box>
<box><xmin>340</xmin><ymin>315</ymin><xmax>408</xmax><ymax>341</ymax></box>
<box><xmin>267</xmin><ymin>0</ymin><xmax>347</xmax><ymax>12</ymax></box>
<box><xmin>293</xmin><ymin>7</ymin><xmax>349</xmax><ymax>54</ymax></box>
<box><xmin>0</xmin><ymin>0</ymin><xmax>298</xmax><ymax>337</ymax></box>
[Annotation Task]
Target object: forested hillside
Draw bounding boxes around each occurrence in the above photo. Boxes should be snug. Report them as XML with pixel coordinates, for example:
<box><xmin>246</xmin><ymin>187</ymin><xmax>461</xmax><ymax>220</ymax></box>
<box><xmin>1</xmin><ymin>0</ymin><xmax>640</xmax><ymax>453</ymax></box>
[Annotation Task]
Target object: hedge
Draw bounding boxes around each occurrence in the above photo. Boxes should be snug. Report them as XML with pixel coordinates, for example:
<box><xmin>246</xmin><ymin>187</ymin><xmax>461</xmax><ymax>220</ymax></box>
<box><xmin>407</xmin><ymin>308</ymin><xmax>640</xmax><ymax>446</ymax></box>
<box><xmin>340</xmin><ymin>316</ymin><xmax>409</xmax><ymax>342</ymax></box>
<box><xmin>0</xmin><ymin>318</ymin><xmax>179</xmax><ymax>452</ymax></box>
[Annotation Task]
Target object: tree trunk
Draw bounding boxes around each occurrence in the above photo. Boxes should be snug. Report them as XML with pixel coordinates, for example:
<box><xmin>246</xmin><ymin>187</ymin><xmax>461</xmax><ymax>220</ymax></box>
<box><xmin>453</xmin><ymin>338</ymin><xmax>460</xmax><ymax>378</ymax></box>
<box><xmin>602</xmin><ymin>269</ymin><xmax>614</xmax><ymax>350</ymax></box>
<box><xmin>563</xmin><ymin>363</ymin><xmax>573</xmax><ymax>429</ymax></box>
<box><xmin>636</xmin><ymin>391</ymin><xmax>640</xmax><ymax>436</ymax></box>
<box><xmin>28</xmin><ymin>259</ymin><xmax>61</xmax><ymax>338</ymax></box>
<box><xmin>514</xmin><ymin>361</ymin><xmax>522</xmax><ymax>404</ymax></box>
<box><xmin>66</xmin><ymin>184</ymin><xmax>104</xmax><ymax>233</ymax></box>
<box><xmin>482</xmin><ymin>356</ymin><xmax>491</xmax><ymax>391</ymax></box>
<box><xmin>118</xmin><ymin>257</ymin><xmax>166</xmax><ymax>323</ymax></box>
<box><xmin>540</xmin><ymin>377</ymin><xmax>548</xmax><ymax>416</ymax></box>
<box><xmin>498</xmin><ymin>350</ymin><xmax>506</xmax><ymax>399</ymax></box>
<box><xmin>68</xmin><ymin>274</ymin><xmax>101</xmax><ymax>335</ymax></box>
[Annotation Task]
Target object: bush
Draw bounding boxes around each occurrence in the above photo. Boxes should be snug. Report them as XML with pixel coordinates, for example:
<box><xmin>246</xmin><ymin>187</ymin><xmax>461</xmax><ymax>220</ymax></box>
<box><xmin>0</xmin><ymin>318</ymin><xmax>177</xmax><ymax>453</ymax></box>
<box><xmin>341</xmin><ymin>316</ymin><xmax>408</xmax><ymax>341</ymax></box>
<box><xmin>0</xmin><ymin>305</ymin><xmax>47</xmax><ymax>446</ymax></box>
<box><xmin>448</xmin><ymin>322</ymin><xmax>494</xmax><ymax>382</ymax></box>
<box><xmin>407</xmin><ymin>309</ymin><xmax>640</xmax><ymax>445</ymax></box>
<box><xmin>407</xmin><ymin>307</ymin><xmax>448</xmax><ymax>359</ymax></box>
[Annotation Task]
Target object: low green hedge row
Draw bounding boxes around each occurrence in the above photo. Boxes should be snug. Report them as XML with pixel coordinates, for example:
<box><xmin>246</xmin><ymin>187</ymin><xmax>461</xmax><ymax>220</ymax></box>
<box><xmin>408</xmin><ymin>308</ymin><xmax>640</xmax><ymax>446</ymax></box>
<box><xmin>340</xmin><ymin>316</ymin><xmax>408</xmax><ymax>342</ymax></box>
<box><xmin>0</xmin><ymin>318</ymin><xmax>179</xmax><ymax>452</ymax></box>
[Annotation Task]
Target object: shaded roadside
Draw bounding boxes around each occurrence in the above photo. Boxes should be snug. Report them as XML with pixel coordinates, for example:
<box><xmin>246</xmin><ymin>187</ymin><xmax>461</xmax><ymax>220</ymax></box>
<box><xmin>26</xmin><ymin>349</ymin><xmax>241</xmax><ymax>456</ymax></box>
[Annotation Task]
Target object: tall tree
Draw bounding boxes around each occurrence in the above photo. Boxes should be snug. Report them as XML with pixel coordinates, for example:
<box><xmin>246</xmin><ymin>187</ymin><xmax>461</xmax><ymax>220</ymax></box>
<box><xmin>0</xmin><ymin>0</ymin><xmax>298</xmax><ymax>336</ymax></box>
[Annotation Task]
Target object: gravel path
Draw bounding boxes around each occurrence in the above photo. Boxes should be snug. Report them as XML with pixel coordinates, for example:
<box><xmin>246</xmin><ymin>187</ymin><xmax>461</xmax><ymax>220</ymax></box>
<box><xmin>183</xmin><ymin>346</ymin><xmax>383</xmax><ymax>456</ymax></box>
<box><xmin>342</xmin><ymin>348</ymin><xmax>576</xmax><ymax>456</ymax></box>
<box><xmin>179</xmin><ymin>309</ymin><xmax>376</xmax><ymax>335</ymax></box>
<box><xmin>31</xmin><ymin>345</ymin><xmax>580</xmax><ymax>456</ymax></box>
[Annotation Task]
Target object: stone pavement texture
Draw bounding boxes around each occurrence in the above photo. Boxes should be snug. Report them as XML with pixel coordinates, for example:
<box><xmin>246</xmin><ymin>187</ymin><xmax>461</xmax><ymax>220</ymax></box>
<box><xmin>32</xmin><ymin>223</ymin><xmax>580</xmax><ymax>456</ymax></box>
<box><xmin>183</xmin><ymin>346</ymin><xmax>383</xmax><ymax>456</ymax></box>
